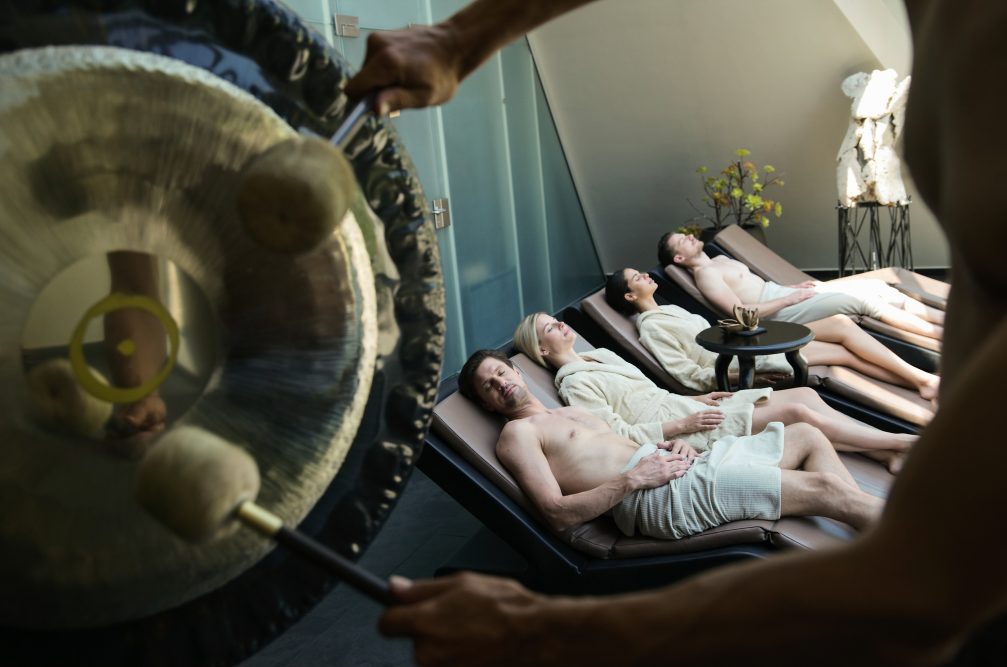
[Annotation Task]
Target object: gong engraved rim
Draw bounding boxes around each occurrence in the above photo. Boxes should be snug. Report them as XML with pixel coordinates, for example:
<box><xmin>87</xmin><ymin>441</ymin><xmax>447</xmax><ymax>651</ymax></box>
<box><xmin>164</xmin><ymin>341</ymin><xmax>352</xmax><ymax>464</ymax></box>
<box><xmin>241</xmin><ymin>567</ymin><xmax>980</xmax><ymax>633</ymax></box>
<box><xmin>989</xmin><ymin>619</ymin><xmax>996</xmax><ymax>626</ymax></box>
<box><xmin>0</xmin><ymin>1</ymin><xmax>444</xmax><ymax>663</ymax></box>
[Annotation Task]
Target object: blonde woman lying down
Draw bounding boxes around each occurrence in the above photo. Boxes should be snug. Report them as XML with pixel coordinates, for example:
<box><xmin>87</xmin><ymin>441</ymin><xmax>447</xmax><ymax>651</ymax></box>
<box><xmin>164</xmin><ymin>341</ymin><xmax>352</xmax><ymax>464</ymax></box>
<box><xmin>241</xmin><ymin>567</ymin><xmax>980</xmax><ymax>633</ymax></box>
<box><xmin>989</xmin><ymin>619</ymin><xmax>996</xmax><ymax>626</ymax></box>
<box><xmin>513</xmin><ymin>311</ymin><xmax>915</xmax><ymax>474</ymax></box>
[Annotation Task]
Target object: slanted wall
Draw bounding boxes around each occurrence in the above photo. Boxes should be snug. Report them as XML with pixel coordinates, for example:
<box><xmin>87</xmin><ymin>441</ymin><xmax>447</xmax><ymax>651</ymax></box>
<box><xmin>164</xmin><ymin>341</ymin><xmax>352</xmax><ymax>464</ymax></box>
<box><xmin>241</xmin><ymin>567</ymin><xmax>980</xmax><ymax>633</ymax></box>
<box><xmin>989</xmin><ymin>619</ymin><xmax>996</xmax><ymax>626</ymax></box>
<box><xmin>528</xmin><ymin>0</ymin><xmax>948</xmax><ymax>272</ymax></box>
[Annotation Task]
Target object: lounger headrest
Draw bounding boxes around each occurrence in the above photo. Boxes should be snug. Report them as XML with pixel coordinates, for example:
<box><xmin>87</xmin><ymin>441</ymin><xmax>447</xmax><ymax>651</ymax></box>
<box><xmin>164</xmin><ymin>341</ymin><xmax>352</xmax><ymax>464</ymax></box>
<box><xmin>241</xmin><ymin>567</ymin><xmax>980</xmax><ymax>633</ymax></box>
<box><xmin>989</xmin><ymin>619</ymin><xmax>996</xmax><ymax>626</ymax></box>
<box><xmin>580</xmin><ymin>289</ymin><xmax>698</xmax><ymax>395</ymax></box>
<box><xmin>662</xmin><ymin>262</ymin><xmax>725</xmax><ymax>316</ymax></box>
<box><xmin>712</xmin><ymin>225</ymin><xmax>812</xmax><ymax>285</ymax></box>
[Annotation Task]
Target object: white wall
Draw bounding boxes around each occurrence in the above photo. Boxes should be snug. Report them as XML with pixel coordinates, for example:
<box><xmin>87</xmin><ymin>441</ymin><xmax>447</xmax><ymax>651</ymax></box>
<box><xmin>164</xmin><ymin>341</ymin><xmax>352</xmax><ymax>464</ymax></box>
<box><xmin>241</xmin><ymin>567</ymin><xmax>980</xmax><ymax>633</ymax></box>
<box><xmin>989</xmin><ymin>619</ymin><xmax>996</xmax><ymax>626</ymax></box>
<box><xmin>528</xmin><ymin>0</ymin><xmax>949</xmax><ymax>272</ymax></box>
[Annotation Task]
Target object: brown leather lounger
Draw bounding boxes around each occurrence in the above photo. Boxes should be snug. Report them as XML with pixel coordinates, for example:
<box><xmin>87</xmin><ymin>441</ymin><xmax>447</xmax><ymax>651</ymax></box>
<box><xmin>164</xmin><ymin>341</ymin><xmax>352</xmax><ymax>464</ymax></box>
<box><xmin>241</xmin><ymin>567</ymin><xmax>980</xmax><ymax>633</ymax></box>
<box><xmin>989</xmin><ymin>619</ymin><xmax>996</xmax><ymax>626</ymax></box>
<box><xmin>580</xmin><ymin>288</ymin><xmax>934</xmax><ymax>428</ymax></box>
<box><xmin>708</xmin><ymin>224</ymin><xmax>945</xmax><ymax>353</ymax></box>
<box><xmin>712</xmin><ymin>224</ymin><xmax>949</xmax><ymax>307</ymax></box>
<box><xmin>431</xmin><ymin>351</ymin><xmax>894</xmax><ymax>564</ymax></box>
<box><xmin>660</xmin><ymin>252</ymin><xmax>942</xmax><ymax>360</ymax></box>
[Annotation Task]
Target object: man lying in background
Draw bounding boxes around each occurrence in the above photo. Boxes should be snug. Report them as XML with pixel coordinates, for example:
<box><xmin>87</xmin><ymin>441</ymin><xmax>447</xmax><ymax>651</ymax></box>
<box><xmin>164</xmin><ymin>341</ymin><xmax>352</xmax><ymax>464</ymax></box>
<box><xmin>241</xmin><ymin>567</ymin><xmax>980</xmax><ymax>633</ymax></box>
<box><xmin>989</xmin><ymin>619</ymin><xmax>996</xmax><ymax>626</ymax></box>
<box><xmin>659</xmin><ymin>231</ymin><xmax>943</xmax><ymax>341</ymax></box>
<box><xmin>606</xmin><ymin>267</ymin><xmax>940</xmax><ymax>401</ymax></box>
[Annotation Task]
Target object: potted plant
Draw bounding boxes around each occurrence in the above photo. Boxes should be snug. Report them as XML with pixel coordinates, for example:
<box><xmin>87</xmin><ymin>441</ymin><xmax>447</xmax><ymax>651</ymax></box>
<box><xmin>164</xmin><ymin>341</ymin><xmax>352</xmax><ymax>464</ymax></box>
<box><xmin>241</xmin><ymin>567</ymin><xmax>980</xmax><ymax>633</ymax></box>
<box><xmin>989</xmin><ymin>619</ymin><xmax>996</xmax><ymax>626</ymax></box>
<box><xmin>680</xmin><ymin>148</ymin><xmax>784</xmax><ymax>244</ymax></box>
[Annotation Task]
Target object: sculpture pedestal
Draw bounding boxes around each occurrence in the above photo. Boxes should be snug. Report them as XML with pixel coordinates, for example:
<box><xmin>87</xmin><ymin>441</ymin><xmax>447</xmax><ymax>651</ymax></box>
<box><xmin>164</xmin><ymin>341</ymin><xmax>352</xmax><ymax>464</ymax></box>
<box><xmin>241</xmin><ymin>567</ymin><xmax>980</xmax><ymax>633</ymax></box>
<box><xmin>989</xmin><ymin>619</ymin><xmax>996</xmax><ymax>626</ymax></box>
<box><xmin>836</xmin><ymin>200</ymin><xmax>912</xmax><ymax>276</ymax></box>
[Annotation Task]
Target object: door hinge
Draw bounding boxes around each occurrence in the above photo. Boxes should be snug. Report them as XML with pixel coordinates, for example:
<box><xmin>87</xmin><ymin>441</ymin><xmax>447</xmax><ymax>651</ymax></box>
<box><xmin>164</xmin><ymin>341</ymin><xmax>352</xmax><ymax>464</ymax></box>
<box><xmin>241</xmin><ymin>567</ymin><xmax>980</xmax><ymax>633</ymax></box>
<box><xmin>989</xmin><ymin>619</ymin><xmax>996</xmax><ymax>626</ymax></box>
<box><xmin>432</xmin><ymin>198</ymin><xmax>450</xmax><ymax>229</ymax></box>
<box><xmin>333</xmin><ymin>14</ymin><xmax>359</xmax><ymax>38</ymax></box>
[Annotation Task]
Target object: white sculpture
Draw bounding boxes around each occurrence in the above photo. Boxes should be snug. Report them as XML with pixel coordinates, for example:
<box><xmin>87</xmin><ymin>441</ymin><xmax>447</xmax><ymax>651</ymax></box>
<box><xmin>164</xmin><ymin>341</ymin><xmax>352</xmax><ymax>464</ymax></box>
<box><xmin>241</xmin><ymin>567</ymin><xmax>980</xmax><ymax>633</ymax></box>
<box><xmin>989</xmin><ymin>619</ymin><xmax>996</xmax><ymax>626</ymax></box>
<box><xmin>836</xmin><ymin>69</ymin><xmax>911</xmax><ymax>206</ymax></box>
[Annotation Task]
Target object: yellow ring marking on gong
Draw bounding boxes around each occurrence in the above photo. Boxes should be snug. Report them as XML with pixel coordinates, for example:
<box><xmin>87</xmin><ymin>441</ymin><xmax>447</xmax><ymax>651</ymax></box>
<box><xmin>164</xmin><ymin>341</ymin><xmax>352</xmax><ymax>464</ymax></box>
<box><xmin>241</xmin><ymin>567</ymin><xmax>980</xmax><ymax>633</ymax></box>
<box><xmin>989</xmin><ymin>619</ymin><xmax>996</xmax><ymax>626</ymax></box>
<box><xmin>68</xmin><ymin>293</ymin><xmax>180</xmax><ymax>404</ymax></box>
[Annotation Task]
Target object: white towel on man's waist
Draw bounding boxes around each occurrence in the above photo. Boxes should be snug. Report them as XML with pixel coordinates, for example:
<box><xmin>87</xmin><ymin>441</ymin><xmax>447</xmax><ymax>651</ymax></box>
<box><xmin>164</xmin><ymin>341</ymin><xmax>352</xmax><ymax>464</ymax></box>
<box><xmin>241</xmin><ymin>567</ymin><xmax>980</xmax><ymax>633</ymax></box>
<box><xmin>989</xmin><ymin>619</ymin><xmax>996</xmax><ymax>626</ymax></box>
<box><xmin>611</xmin><ymin>422</ymin><xmax>785</xmax><ymax>540</ymax></box>
<box><xmin>762</xmin><ymin>279</ymin><xmax>905</xmax><ymax>323</ymax></box>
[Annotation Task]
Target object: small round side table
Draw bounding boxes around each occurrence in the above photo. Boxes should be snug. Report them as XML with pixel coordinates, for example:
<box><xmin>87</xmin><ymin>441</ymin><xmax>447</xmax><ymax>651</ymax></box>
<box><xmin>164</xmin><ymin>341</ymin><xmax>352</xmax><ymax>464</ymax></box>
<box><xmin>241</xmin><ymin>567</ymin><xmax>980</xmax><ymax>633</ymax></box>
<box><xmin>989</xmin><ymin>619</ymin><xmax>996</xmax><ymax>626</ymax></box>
<box><xmin>695</xmin><ymin>321</ymin><xmax>814</xmax><ymax>391</ymax></box>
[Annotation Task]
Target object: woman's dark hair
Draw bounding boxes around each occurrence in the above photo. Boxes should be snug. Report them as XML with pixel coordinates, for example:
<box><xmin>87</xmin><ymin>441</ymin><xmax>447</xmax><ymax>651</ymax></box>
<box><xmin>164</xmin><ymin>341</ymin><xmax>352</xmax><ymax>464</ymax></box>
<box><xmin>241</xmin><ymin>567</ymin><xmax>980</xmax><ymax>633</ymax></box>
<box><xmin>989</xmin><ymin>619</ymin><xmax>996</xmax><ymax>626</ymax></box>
<box><xmin>604</xmin><ymin>270</ymin><xmax>636</xmax><ymax>315</ymax></box>
<box><xmin>458</xmin><ymin>349</ymin><xmax>513</xmax><ymax>404</ymax></box>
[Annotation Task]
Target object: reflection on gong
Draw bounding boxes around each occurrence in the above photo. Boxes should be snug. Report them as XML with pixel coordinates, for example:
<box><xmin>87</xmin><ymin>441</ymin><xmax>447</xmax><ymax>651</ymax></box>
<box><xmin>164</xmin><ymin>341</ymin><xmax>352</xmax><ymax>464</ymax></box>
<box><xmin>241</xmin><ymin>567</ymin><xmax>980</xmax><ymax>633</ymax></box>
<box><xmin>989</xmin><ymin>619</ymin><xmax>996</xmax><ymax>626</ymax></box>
<box><xmin>21</xmin><ymin>251</ymin><xmax>217</xmax><ymax>448</ymax></box>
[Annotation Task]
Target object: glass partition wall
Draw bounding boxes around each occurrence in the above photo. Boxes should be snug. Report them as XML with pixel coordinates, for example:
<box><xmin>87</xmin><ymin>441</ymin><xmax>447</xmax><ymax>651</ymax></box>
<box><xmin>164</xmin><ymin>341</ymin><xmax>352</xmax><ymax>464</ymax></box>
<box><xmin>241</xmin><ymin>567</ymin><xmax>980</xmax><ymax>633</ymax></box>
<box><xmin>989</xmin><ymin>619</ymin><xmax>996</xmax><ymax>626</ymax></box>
<box><xmin>292</xmin><ymin>0</ymin><xmax>602</xmax><ymax>375</ymax></box>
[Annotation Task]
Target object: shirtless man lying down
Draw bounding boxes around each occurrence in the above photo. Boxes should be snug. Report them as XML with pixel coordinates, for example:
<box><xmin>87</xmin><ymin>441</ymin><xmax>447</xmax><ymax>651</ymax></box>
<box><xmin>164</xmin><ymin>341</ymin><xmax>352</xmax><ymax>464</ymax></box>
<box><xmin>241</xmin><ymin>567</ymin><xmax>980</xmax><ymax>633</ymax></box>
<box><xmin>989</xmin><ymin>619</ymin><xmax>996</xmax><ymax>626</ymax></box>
<box><xmin>658</xmin><ymin>231</ymin><xmax>944</xmax><ymax>341</ymax></box>
<box><xmin>457</xmin><ymin>349</ymin><xmax>882</xmax><ymax>539</ymax></box>
<box><xmin>607</xmin><ymin>267</ymin><xmax>940</xmax><ymax>401</ymax></box>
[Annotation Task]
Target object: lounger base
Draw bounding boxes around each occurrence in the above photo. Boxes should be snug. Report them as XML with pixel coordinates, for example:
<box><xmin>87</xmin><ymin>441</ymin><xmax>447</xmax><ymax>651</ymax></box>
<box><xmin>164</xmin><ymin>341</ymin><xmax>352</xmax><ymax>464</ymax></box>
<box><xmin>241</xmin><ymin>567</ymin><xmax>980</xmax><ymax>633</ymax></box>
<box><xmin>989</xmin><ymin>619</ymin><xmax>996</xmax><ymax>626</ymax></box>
<box><xmin>434</xmin><ymin>525</ymin><xmax>771</xmax><ymax>595</ymax></box>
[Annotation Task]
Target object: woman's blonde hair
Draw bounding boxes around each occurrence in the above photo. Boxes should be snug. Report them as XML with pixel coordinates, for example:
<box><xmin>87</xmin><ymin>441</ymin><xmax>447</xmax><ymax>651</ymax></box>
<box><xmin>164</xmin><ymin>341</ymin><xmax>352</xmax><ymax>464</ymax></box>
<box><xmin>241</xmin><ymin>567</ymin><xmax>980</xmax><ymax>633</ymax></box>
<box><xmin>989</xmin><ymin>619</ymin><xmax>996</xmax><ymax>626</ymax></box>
<box><xmin>513</xmin><ymin>312</ymin><xmax>548</xmax><ymax>368</ymax></box>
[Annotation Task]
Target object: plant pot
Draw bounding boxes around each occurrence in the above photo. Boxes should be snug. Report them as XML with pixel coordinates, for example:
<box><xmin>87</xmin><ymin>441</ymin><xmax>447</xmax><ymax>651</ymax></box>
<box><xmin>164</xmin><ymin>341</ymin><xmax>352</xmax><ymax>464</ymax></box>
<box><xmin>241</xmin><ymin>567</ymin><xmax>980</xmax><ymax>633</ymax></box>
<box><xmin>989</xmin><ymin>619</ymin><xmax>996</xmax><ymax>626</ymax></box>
<box><xmin>699</xmin><ymin>227</ymin><xmax>720</xmax><ymax>244</ymax></box>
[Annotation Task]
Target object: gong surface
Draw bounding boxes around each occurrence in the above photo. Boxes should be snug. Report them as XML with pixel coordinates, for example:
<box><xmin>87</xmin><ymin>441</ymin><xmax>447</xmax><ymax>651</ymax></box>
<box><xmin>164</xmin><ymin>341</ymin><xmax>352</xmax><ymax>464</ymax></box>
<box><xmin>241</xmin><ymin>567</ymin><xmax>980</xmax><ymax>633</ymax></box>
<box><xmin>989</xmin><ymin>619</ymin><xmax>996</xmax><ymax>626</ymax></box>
<box><xmin>0</xmin><ymin>1</ymin><xmax>444</xmax><ymax>662</ymax></box>
<box><xmin>0</xmin><ymin>45</ymin><xmax>378</xmax><ymax>626</ymax></box>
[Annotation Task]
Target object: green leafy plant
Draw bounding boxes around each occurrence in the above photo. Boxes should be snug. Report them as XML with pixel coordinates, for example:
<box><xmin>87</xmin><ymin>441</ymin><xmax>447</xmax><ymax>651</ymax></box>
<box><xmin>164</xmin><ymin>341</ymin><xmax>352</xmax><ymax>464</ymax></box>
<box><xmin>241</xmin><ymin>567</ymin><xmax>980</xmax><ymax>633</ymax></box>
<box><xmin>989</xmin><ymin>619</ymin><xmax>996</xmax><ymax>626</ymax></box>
<box><xmin>688</xmin><ymin>148</ymin><xmax>784</xmax><ymax>232</ymax></box>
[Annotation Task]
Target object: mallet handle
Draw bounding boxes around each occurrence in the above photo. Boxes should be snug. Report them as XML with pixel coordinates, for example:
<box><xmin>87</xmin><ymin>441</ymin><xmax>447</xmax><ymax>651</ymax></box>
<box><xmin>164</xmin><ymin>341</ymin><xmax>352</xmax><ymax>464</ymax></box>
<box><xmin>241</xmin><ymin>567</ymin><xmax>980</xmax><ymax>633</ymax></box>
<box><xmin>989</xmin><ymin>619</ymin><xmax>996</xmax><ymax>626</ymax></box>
<box><xmin>237</xmin><ymin>501</ymin><xmax>394</xmax><ymax>605</ymax></box>
<box><xmin>330</xmin><ymin>95</ymin><xmax>374</xmax><ymax>150</ymax></box>
<box><xmin>274</xmin><ymin>526</ymin><xmax>395</xmax><ymax>606</ymax></box>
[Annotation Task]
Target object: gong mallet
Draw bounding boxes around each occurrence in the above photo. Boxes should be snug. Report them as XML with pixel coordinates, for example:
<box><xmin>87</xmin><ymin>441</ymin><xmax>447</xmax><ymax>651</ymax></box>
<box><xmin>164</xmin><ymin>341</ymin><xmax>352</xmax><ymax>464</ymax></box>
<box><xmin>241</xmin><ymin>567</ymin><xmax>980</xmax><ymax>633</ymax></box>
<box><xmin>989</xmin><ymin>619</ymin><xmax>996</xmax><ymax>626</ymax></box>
<box><xmin>135</xmin><ymin>425</ymin><xmax>394</xmax><ymax>606</ymax></box>
<box><xmin>236</xmin><ymin>95</ymin><xmax>375</xmax><ymax>255</ymax></box>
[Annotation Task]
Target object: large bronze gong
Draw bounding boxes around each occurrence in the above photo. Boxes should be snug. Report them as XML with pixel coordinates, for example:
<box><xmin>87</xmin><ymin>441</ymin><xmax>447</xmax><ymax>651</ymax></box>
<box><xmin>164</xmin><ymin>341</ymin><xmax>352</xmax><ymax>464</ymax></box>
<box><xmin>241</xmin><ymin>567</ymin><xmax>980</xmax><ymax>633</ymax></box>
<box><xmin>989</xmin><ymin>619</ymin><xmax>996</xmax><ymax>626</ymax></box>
<box><xmin>0</xmin><ymin>1</ymin><xmax>443</xmax><ymax>663</ymax></box>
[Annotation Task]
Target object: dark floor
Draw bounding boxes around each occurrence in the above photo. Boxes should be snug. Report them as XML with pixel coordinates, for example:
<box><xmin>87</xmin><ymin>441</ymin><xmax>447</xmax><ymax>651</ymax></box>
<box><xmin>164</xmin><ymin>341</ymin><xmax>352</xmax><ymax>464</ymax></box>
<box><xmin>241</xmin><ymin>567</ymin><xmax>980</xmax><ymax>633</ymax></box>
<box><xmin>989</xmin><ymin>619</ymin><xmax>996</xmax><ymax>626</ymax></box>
<box><xmin>242</xmin><ymin>470</ymin><xmax>482</xmax><ymax>667</ymax></box>
<box><xmin>237</xmin><ymin>439</ymin><xmax>1007</xmax><ymax>667</ymax></box>
<box><xmin>241</xmin><ymin>460</ymin><xmax>1007</xmax><ymax>667</ymax></box>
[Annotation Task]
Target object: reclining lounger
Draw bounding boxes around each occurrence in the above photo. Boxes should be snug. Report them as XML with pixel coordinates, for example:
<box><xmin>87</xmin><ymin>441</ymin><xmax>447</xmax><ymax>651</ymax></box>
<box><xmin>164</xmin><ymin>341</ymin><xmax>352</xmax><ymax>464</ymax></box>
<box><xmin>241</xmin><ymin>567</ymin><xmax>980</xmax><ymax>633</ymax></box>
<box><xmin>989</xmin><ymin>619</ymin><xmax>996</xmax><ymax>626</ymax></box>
<box><xmin>579</xmin><ymin>289</ymin><xmax>933</xmax><ymax>431</ymax></box>
<box><xmin>657</xmin><ymin>256</ymin><xmax>940</xmax><ymax>373</ymax></box>
<box><xmin>422</xmin><ymin>349</ymin><xmax>894</xmax><ymax>595</ymax></box>
<box><xmin>711</xmin><ymin>224</ymin><xmax>948</xmax><ymax>309</ymax></box>
<box><xmin>704</xmin><ymin>224</ymin><xmax>944</xmax><ymax>369</ymax></box>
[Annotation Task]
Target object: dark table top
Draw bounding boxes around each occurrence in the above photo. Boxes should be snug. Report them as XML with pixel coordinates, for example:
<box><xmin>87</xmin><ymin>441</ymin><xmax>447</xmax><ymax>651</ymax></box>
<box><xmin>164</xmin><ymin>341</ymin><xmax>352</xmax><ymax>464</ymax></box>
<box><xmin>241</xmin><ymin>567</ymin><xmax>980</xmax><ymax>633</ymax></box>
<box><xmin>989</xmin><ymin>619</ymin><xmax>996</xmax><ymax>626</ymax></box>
<box><xmin>695</xmin><ymin>320</ymin><xmax>814</xmax><ymax>355</ymax></box>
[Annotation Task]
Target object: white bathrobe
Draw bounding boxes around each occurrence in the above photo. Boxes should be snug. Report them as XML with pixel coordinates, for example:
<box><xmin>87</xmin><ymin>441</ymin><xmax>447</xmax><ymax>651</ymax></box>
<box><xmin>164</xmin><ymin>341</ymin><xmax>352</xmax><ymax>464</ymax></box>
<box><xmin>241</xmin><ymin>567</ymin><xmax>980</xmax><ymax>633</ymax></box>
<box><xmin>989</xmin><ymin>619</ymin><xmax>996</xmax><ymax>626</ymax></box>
<box><xmin>554</xmin><ymin>348</ymin><xmax>772</xmax><ymax>451</ymax></box>
<box><xmin>636</xmin><ymin>305</ymin><xmax>792</xmax><ymax>392</ymax></box>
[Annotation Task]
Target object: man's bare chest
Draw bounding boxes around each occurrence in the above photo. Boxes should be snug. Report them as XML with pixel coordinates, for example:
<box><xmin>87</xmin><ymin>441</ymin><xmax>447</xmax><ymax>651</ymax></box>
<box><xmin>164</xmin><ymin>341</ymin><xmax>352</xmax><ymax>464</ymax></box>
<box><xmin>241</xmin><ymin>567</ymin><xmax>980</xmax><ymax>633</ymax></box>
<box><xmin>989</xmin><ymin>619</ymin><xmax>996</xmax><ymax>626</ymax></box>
<box><xmin>536</xmin><ymin>410</ymin><xmax>606</xmax><ymax>446</ymax></box>
<box><xmin>709</xmin><ymin>257</ymin><xmax>754</xmax><ymax>285</ymax></box>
